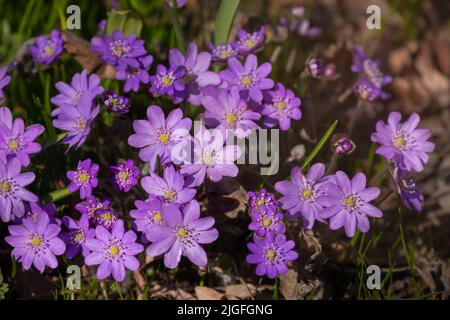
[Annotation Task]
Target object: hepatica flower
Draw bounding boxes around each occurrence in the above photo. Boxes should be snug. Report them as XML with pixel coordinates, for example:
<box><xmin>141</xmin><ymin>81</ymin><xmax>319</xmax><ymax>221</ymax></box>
<box><xmin>141</xmin><ymin>165</ymin><xmax>196</xmax><ymax>205</ymax></box>
<box><xmin>149</xmin><ymin>64</ymin><xmax>185</xmax><ymax>98</ymax></box>
<box><xmin>394</xmin><ymin>166</ymin><xmax>424</xmax><ymax>212</ymax></box>
<box><xmin>202</xmin><ymin>86</ymin><xmax>260</xmax><ymax>138</ymax></box>
<box><xmin>91</xmin><ymin>30</ymin><xmax>147</xmax><ymax>70</ymax></box>
<box><xmin>320</xmin><ymin>171</ymin><xmax>382</xmax><ymax>238</ymax></box>
<box><xmin>169</xmin><ymin>43</ymin><xmax>221</xmax><ymax>105</ymax></box>
<box><xmin>5</xmin><ymin>213</ymin><xmax>65</xmax><ymax>272</ymax></box>
<box><xmin>220</xmin><ymin>54</ymin><xmax>274</xmax><ymax>102</ymax></box>
<box><xmin>353</xmin><ymin>79</ymin><xmax>383</xmax><ymax>101</ymax></box>
<box><xmin>75</xmin><ymin>196</ymin><xmax>110</xmax><ymax>220</ymax></box>
<box><xmin>0</xmin><ymin>66</ymin><xmax>11</xmax><ymax>99</ymax></box>
<box><xmin>209</xmin><ymin>43</ymin><xmax>238</xmax><ymax>62</ymax></box>
<box><xmin>261</xmin><ymin>83</ymin><xmax>302</xmax><ymax>131</ymax></box>
<box><xmin>85</xmin><ymin>219</ymin><xmax>144</xmax><ymax>282</ymax></box>
<box><xmin>249</xmin><ymin>208</ymin><xmax>285</xmax><ymax>238</ymax></box>
<box><xmin>179</xmin><ymin>125</ymin><xmax>241</xmax><ymax>187</ymax></box>
<box><xmin>234</xmin><ymin>27</ymin><xmax>265</xmax><ymax>55</ymax></box>
<box><xmin>110</xmin><ymin>159</ymin><xmax>139</xmax><ymax>192</ymax></box>
<box><xmin>130</xmin><ymin>198</ymin><xmax>166</xmax><ymax>238</ymax></box>
<box><xmin>0</xmin><ymin>158</ymin><xmax>38</xmax><ymax>222</ymax></box>
<box><xmin>370</xmin><ymin>112</ymin><xmax>435</xmax><ymax>172</ymax></box>
<box><xmin>102</xmin><ymin>90</ymin><xmax>130</xmax><ymax>114</ymax></box>
<box><xmin>116</xmin><ymin>55</ymin><xmax>153</xmax><ymax>93</ymax></box>
<box><xmin>95</xmin><ymin>208</ymin><xmax>118</xmax><ymax>230</ymax></box>
<box><xmin>248</xmin><ymin>189</ymin><xmax>279</xmax><ymax>215</ymax></box>
<box><xmin>246</xmin><ymin>234</ymin><xmax>298</xmax><ymax>279</ymax></box>
<box><xmin>333</xmin><ymin>135</ymin><xmax>356</xmax><ymax>155</ymax></box>
<box><xmin>28</xmin><ymin>29</ymin><xmax>63</xmax><ymax>64</ymax></box>
<box><xmin>60</xmin><ymin>214</ymin><xmax>94</xmax><ymax>259</ymax></box>
<box><xmin>166</xmin><ymin>0</ymin><xmax>187</xmax><ymax>8</ymax></box>
<box><xmin>275</xmin><ymin>164</ymin><xmax>329</xmax><ymax>229</ymax></box>
<box><xmin>67</xmin><ymin>159</ymin><xmax>99</xmax><ymax>199</ymax></box>
<box><xmin>128</xmin><ymin>106</ymin><xmax>192</xmax><ymax>170</ymax></box>
<box><xmin>0</xmin><ymin>107</ymin><xmax>45</xmax><ymax>167</ymax></box>
<box><xmin>146</xmin><ymin>200</ymin><xmax>218</xmax><ymax>269</ymax></box>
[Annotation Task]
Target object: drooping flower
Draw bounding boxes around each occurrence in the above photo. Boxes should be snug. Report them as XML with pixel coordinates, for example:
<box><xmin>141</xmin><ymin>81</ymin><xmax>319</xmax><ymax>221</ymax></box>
<box><xmin>233</xmin><ymin>27</ymin><xmax>265</xmax><ymax>55</ymax></box>
<box><xmin>84</xmin><ymin>219</ymin><xmax>144</xmax><ymax>282</ymax></box>
<box><xmin>0</xmin><ymin>107</ymin><xmax>45</xmax><ymax>167</ymax></box>
<box><xmin>179</xmin><ymin>125</ymin><xmax>241</xmax><ymax>187</ymax></box>
<box><xmin>219</xmin><ymin>54</ymin><xmax>274</xmax><ymax>102</ymax></box>
<box><xmin>146</xmin><ymin>200</ymin><xmax>218</xmax><ymax>269</ymax></box>
<box><xmin>5</xmin><ymin>212</ymin><xmax>65</xmax><ymax>272</ymax></box>
<box><xmin>28</xmin><ymin>29</ymin><xmax>63</xmax><ymax>64</ymax></box>
<box><xmin>0</xmin><ymin>66</ymin><xmax>12</xmax><ymax>99</ymax></box>
<box><xmin>60</xmin><ymin>214</ymin><xmax>94</xmax><ymax>259</ymax></box>
<box><xmin>51</xmin><ymin>69</ymin><xmax>104</xmax><ymax>110</ymax></box>
<box><xmin>0</xmin><ymin>158</ymin><xmax>38</xmax><ymax>222</ymax></box>
<box><xmin>261</xmin><ymin>83</ymin><xmax>302</xmax><ymax>131</ymax></box>
<box><xmin>128</xmin><ymin>105</ymin><xmax>192</xmax><ymax>170</ymax></box>
<box><xmin>393</xmin><ymin>166</ymin><xmax>424</xmax><ymax>212</ymax></box>
<box><xmin>209</xmin><ymin>42</ymin><xmax>238</xmax><ymax>62</ymax></box>
<box><xmin>275</xmin><ymin>164</ymin><xmax>329</xmax><ymax>229</ymax></box>
<box><xmin>320</xmin><ymin>171</ymin><xmax>382</xmax><ymax>237</ymax></box>
<box><xmin>169</xmin><ymin>43</ymin><xmax>221</xmax><ymax>105</ymax></box>
<box><xmin>110</xmin><ymin>159</ymin><xmax>139</xmax><ymax>192</ymax></box>
<box><xmin>102</xmin><ymin>91</ymin><xmax>130</xmax><ymax>114</ymax></box>
<box><xmin>149</xmin><ymin>64</ymin><xmax>185</xmax><ymax>98</ymax></box>
<box><xmin>306</xmin><ymin>57</ymin><xmax>324</xmax><ymax>78</ymax></box>
<box><xmin>141</xmin><ymin>165</ymin><xmax>196</xmax><ymax>205</ymax></box>
<box><xmin>67</xmin><ymin>159</ymin><xmax>99</xmax><ymax>199</ymax></box>
<box><xmin>94</xmin><ymin>208</ymin><xmax>118</xmax><ymax>230</ymax></box>
<box><xmin>202</xmin><ymin>86</ymin><xmax>260</xmax><ymax>138</ymax></box>
<box><xmin>246</xmin><ymin>233</ymin><xmax>298</xmax><ymax>279</ymax></box>
<box><xmin>353</xmin><ymin>79</ymin><xmax>384</xmax><ymax>101</ymax></box>
<box><xmin>248</xmin><ymin>189</ymin><xmax>279</xmax><ymax>216</ymax></box>
<box><xmin>115</xmin><ymin>55</ymin><xmax>153</xmax><ymax>93</ymax></box>
<box><xmin>332</xmin><ymin>135</ymin><xmax>356</xmax><ymax>155</ymax></box>
<box><xmin>75</xmin><ymin>196</ymin><xmax>110</xmax><ymax>221</ymax></box>
<box><xmin>130</xmin><ymin>198</ymin><xmax>166</xmax><ymax>238</ymax></box>
<box><xmin>91</xmin><ymin>30</ymin><xmax>148</xmax><ymax>70</ymax></box>
<box><xmin>370</xmin><ymin>112</ymin><xmax>435</xmax><ymax>172</ymax></box>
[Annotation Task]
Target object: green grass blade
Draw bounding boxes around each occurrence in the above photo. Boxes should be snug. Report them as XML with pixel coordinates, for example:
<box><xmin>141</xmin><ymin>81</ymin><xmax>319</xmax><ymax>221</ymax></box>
<box><xmin>214</xmin><ymin>0</ymin><xmax>240</xmax><ymax>45</ymax></box>
<box><xmin>301</xmin><ymin>120</ymin><xmax>338</xmax><ymax>170</ymax></box>
<box><xmin>168</xmin><ymin>1</ymin><xmax>187</xmax><ymax>53</ymax></box>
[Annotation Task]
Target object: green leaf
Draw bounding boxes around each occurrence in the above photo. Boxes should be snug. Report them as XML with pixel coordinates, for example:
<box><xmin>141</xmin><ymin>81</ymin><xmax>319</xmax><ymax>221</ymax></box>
<box><xmin>301</xmin><ymin>120</ymin><xmax>338</xmax><ymax>170</ymax></box>
<box><xmin>167</xmin><ymin>1</ymin><xmax>187</xmax><ymax>53</ymax></box>
<box><xmin>105</xmin><ymin>10</ymin><xmax>143</xmax><ymax>37</ymax></box>
<box><xmin>44</xmin><ymin>187</ymin><xmax>72</xmax><ymax>203</ymax></box>
<box><xmin>214</xmin><ymin>0</ymin><xmax>240</xmax><ymax>45</ymax></box>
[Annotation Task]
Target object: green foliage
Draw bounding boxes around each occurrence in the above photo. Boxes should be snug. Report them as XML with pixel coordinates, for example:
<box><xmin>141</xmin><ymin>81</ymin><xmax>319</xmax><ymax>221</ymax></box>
<box><xmin>0</xmin><ymin>268</ymin><xmax>9</xmax><ymax>300</ymax></box>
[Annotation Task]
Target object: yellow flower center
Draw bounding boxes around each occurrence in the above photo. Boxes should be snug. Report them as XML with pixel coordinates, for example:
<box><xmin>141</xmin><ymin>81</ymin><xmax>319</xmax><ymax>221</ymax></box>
<box><xmin>303</xmin><ymin>189</ymin><xmax>313</xmax><ymax>199</ymax></box>
<box><xmin>241</xmin><ymin>75</ymin><xmax>253</xmax><ymax>86</ymax></box>
<box><xmin>226</xmin><ymin>113</ymin><xmax>237</xmax><ymax>124</ymax></box>
<box><xmin>75</xmin><ymin>232</ymin><xmax>83</xmax><ymax>242</ymax></box>
<box><xmin>257</xmin><ymin>199</ymin><xmax>265</xmax><ymax>206</ymax></box>
<box><xmin>1</xmin><ymin>182</ymin><xmax>10</xmax><ymax>192</ymax></box>
<box><xmin>344</xmin><ymin>196</ymin><xmax>356</xmax><ymax>207</ymax></box>
<box><xmin>153</xmin><ymin>212</ymin><xmax>162</xmax><ymax>222</ymax></box>
<box><xmin>164</xmin><ymin>190</ymin><xmax>176</xmax><ymax>201</ymax></box>
<box><xmin>162</xmin><ymin>76</ymin><xmax>172</xmax><ymax>86</ymax></box>
<box><xmin>266</xmin><ymin>250</ymin><xmax>275</xmax><ymax>260</ymax></box>
<box><xmin>103</xmin><ymin>213</ymin><xmax>112</xmax><ymax>221</ymax></box>
<box><xmin>394</xmin><ymin>136</ymin><xmax>406</xmax><ymax>148</ymax></box>
<box><xmin>276</xmin><ymin>101</ymin><xmax>286</xmax><ymax>110</ymax></box>
<box><xmin>203</xmin><ymin>152</ymin><xmax>215</xmax><ymax>165</ymax></box>
<box><xmin>159</xmin><ymin>133</ymin><xmax>169</xmax><ymax>143</ymax></box>
<box><xmin>246</xmin><ymin>39</ymin><xmax>255</xmax><ymax>48</ymax></box>
<box><xmin>8</xmin><ymin>139</ymin><xmax>19</xmax><ymax>151</ymax></box>
<box><xmin>118</xmin><ymin>171</ymin><xmax>129</xmax><ymax>180</ymax></box>
<box><xmin>262</xmin><ymin>218</ymin><xmax>272</xmax><ymax>227</ymax></box>
<box><xmin>31</xmin><ymin>236</ymin><xmax>42</xmax><ymax>247</ymax></box>
<box><xmin>44</xmin><ymin>46</ymin><xmax>55</xmax><ymax>56</ymax></box>
<box><xmin>78</xmin><ymin>173</ymin><xmax>89</xmax><ymax>182</ymax></box>
<box><xmin>177</xmin><ymin>228</ymin><xmax>187</xmax><ymax>238</ymax></box>
<box><xmin>109</xmin><ymin>246</ymin><xmax>119</xmax><ymax>256</ymax></box>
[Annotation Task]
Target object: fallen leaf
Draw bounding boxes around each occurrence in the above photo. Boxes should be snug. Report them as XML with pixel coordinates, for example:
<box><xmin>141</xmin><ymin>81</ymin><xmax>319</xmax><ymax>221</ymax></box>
<box><xmin>195</xmin><ymin>286</ymin><xmax>224</xmax><ymax>300</ymax></box>
<box><xmin>62</xmin><ymin>30</ymin><xmax>103</xmax><ymax>74</ymax></box>
<box><xmin>225</xmin><ymin>284</ymin><xmax>256</xmax><ymax>300</ymax></box>
<box><xmin>207</xmin><ymin>177</ymin><xmax>247</xmax><ymax>219</ymax></box>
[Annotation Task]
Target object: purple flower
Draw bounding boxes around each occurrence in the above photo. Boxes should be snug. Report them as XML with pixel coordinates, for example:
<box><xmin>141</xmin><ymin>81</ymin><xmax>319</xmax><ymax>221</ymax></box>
<box><xmin>130</xmin><ymin>198</ymin><xmax>166</xmax><ymax>237</ymax></box>
<box><xmin>0</xmin><ymin>67</ymin><xmax>11</xmax><ymax>99</ymax></box>
<box><xmin>91</xmin><ymin>30</ymin><xmax>147</xmax><ymax>70</ymax></box>
<box><xmin>306</xmin><ymin>57</ymin><xmax>323</xmax><ymax>78</ymax></box>
<box><xmin>110</xmin><ymin>159</ymin><xmax>139</xmax><ymax>192</ymax></box>
<box><xmin>275</xmin><ymin>164</ymin><xmax>329</xmax><ymax>229</ymax></box>
<box><xmin>75</xmin><ymin>196</ymin><xmax>109</xmax><ymax>220</ymax></box>
<box><xmin>0</xmin><ymin>158</ymin><xmax>38</xmax><ymax>222</ymax></box>
<box><xmin>233</xmin><ymin>27</ymin><xmax>265</xmax><ymax>55</ymax></box>
<box><xmin>248</xmin><ymin>208</ymin><xmax>285</xmax><ymax>237</ymax></box>
<box><xmin>146</xmin><ymin>200</ymin><xmax>218</xmax><ymax>268</ymax></box>
<box><xmin>128</xmin><ymin>106</ymin><xmax>192</xmax><ymax>170</ymax></box>
<box><xmin>166</xmin><ymin>0</ymin><xmax>187</xmax><ymax>8</ymax></box>
<box><xmin>202</xmin><ymin>86</ymin><xmax>260</xmax><ymax>138</ymax></box>
<box><xmin>0</xmin><ymin>107</ymin><xmax>45</xmax><ymax>167</ymax></box>
<box><xmin>94</xmin><ymin>208</ymin><xmax>118</xmax><ymax>230</ymax></box>
<box><xmin>209</xmin><ymin>43</ymin><xmax>238</xmax><ymax>62</ymax></box>
<box><xmin>141</xmin><ymin>165</ymin><xmax>196</xmax><ymax>205</ymax></box>
<box><xmin>116</xmin><ymin>55</ymin><xmax>153</xmax><ymax>93</ymax></box>
<box><xmin>21</xmin><ymin>202</ymin><xmax>60</xmax><ymax>226</ymax></box>
<box><xmin>169</xmin><ymin>43</ymin><xmax>221</xmax><ymax>105</ymax></box>
<box><xmin>85</xmin><ymin>219</ymin><xmax>144</xmax><ymax>282</ymax></box>
<box><xmin>246</xmin><ymin>233</ymin><xmax>298</xmax><ymax>279</ymax></box>
<box><xmin>353</xmin><ymin>79</ymin><xmax>385</xmax><ymax>101</ymax></box>
<box><xmin>333</xmin><ymin>136</ymin><xmax>356</xmax><ymax>155</ymax></box>
<box><xmin>248</xmin><ymin>189</ymin><xmax>278</xmax><ymax>215</ymax></box>
<box><xmin>60</xmin><ymin>214</ymin><xmax>94</xmax><ymax>259</ymax></box>
<box><xmin>67</xmin><ymin>159</ymin><xmax>99</xmax><ymax>199</ymax></box>
<box><xmin>280</xmin><ymin>7</ymin><xmax>322</xmax><ymax>38</ymax></box>
<box><xmin>370</xmin><ymin>112</ymin><xmax>435</xmax><ymax>172</ymax></box>
<box><xmin>220</xmin><ymin>54</ymin><xmax>274</xmax><ymax>102</ymax></box>
<box><xmin>51</xmin><ymin>69</ymin><xmax>104</xmax><ymax>110</ymax></box>
<box><xmin>149</xmin><ymin>64</ymin><xmax>185</xmax><ymax>98</ymax></box>
<box><xmin>102</xmin><ymin>90</ymin><xmax>130</xmax><ymax>114</ymax></box>
<box><xmin>179</xmin><ymin>125</ymin><xmax>241</xmax><ymax>187</ymax></box>
<box><xmin>5</xmin><ymin>212</ymin><xmax>65</xmax><ymax>272</ymax></box>
<box><xmin>28</xmin><ymin>30</ymin><xmax>63</xmax><ymax>64</ymax></box>
<box><xmin>394</xmin><ymin>166</ymin><xmax>424</xmax><ymax>212</ymax></box>
<box><xmin>261</xmin><ymin>83</ymin><xmax>302</xmax><ymax>131</ymax></box>
<box><xmin>320</xmin><ymin>171</ymin><xmax>382</xmax><ymax>237</ymax></box>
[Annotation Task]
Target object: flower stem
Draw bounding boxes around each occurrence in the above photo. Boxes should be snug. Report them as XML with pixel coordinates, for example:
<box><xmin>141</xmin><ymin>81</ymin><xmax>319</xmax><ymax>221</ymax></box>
<box><xmin>44</xmin><ymin>187</ymin><xmax>72</xmax><ymax>203</ymax></box>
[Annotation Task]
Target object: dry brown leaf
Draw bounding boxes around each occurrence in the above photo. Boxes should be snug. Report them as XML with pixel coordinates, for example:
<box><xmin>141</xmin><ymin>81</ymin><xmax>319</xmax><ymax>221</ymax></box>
<box><xmin>279</xmin><ymin>269</ymin><xmax>320</xmax><ymax>300</ymax></box>
<box><xmin>207</xmin><ymin>177</ymin><xmax>247</xmax><ymax>219</ymax></box>
<box><xmin>225</xmin><ymin>284</ymin><xmax>256</xmax><ymax>300</ymax></box>
<box><xmin>195</xmin><ymin>286</ymin><xmax>224</xmax><ymax>300</ymax></box>
<box><xmin>62</xmin><ymin>30</ymin><xmax>103</xmax><ymax>74</ymax></box>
